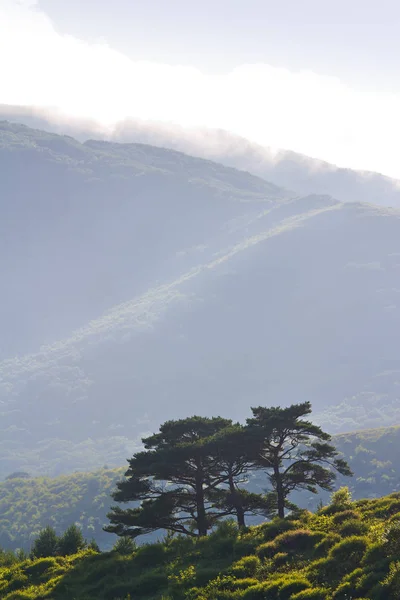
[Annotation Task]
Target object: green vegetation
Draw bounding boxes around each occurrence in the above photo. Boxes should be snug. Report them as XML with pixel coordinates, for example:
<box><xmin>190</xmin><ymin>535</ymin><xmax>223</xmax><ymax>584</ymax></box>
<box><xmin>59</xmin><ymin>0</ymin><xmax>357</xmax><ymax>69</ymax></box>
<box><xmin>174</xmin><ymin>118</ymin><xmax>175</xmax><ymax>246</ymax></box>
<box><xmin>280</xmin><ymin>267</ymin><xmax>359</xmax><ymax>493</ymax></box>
<box><xmin>2</xmin><ymin>489</ymin><xmax>400</xmax><ymax>599</ymax></box>
<box><xmin>0</xmin><ymin>469</ymin><xmax>123</xmax><ymax>552</ymax></box>
<box><xmin>3</xmin><ymin>424</ymin><xmax>400</xmax><ymax>553</ymax></box>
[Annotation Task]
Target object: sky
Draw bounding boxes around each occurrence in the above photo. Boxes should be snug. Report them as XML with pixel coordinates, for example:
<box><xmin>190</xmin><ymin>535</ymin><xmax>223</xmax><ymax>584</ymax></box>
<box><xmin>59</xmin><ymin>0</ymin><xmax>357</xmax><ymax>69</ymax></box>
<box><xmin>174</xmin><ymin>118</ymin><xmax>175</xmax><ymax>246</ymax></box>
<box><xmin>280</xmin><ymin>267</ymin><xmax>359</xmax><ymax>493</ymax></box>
<box><xmin>2</xmin><ymin>0</ymin><xmax>400</xmax><ymax>177</ymax></box>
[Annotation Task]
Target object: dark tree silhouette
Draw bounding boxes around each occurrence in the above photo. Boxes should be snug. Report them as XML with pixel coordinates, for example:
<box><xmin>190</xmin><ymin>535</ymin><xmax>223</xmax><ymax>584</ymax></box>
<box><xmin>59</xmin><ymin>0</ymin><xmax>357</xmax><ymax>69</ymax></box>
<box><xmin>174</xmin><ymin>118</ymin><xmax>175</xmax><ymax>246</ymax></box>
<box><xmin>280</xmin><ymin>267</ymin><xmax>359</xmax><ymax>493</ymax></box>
<box><xmin>247</xmin><ymin>402</ymin><xmax>352</xmax><ymax>518</ymax></box>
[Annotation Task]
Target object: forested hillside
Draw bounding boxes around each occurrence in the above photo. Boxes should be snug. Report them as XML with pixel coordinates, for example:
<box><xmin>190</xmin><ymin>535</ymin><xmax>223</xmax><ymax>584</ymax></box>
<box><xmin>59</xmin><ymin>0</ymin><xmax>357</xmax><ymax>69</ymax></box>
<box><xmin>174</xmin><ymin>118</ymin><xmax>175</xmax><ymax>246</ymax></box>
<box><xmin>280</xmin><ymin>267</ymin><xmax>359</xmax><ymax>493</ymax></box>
<box><xmin>2</xmin><ymin>121</ymin><xmax>400</xmax><ymax>478</ymax></box>
<box><xmin>2</xmin><ymin>425</ymin><xmax>400</xmax><ymax>553</ymax></box>
<box><xmin>4</xmin><ymin>104</ymin><xmax>400</xmax><ymax>208</ymax></box>
<box><xmin>2</xmin><ymin>489</ymin><xmax>400</xmax><ymax>599</ymax></box>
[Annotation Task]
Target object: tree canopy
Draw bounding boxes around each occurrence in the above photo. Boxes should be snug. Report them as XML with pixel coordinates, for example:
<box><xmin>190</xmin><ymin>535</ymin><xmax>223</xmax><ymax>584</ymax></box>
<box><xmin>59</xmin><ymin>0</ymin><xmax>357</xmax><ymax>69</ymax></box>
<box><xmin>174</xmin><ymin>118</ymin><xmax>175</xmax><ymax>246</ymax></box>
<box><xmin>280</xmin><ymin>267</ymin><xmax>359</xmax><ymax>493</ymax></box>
<box><xmin>106</xmin><ymin>403</ymin><xmax>351</xmax><ymax>538</ymax></box>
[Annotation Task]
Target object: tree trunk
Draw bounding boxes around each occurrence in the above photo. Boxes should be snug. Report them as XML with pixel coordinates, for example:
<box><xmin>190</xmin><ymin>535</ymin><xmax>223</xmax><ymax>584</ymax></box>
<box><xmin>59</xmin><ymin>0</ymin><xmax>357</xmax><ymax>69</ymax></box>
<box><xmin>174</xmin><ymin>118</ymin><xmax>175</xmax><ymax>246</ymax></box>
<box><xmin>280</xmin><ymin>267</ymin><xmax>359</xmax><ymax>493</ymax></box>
<box><xmin>195</xmin><ymin>471</ymin><xmax>208</xmax><ymax>537</ymax></box>
<box><xmin>274</xmin><ymin>465</ymin><xmax>285</xmax><ymax>519</ymax></box>
<box><xmin>228</xmin><ymin>473</ymin><xmax>245</xmax><ymax>528</ymax></box>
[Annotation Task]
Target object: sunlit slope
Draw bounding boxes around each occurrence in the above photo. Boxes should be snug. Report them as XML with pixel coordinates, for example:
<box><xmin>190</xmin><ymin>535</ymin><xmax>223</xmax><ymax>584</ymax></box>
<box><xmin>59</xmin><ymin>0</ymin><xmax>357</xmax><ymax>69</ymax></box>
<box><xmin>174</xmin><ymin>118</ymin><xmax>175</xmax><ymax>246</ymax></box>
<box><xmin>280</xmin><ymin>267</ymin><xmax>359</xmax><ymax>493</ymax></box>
<box><xmin>1</xmin><ymin>122</ymin><xmax>400</xmax><ymax>477</ymax></box>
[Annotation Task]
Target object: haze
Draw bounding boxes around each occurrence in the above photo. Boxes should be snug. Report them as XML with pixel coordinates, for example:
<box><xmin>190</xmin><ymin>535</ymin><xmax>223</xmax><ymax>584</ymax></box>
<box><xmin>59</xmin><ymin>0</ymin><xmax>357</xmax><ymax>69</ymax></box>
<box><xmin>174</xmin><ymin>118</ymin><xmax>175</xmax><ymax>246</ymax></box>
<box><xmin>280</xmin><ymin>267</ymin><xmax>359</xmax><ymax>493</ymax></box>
<box><xmin>2</xmin><ymin>0</ymin><xmax>400</xmax><ymax>178</ymax></box>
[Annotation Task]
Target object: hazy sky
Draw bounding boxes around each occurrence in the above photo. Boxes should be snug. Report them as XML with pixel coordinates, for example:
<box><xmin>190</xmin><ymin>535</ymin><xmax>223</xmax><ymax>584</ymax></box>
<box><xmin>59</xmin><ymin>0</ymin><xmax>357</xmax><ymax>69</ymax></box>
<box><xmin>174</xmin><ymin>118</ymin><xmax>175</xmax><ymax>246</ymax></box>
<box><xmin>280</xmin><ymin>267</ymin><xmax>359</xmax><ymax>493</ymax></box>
<box><xmin>2</xmin><ymin>0</ymin><xmax>400</xmax><ymax>177</ymax></box>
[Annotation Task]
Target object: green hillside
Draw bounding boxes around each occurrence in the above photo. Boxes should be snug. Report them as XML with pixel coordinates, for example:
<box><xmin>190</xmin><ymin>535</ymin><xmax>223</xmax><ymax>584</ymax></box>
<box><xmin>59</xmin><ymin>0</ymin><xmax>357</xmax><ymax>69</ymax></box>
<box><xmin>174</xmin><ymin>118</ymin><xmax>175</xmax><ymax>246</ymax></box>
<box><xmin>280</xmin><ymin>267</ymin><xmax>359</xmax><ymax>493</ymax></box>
<box><xmin>2</xmin><ymin>489</ymin><xmax>400</xmax><ymax>599</ymax></box>
<box><xmin>0</xmin><ymin>469</ymin><xmax>123</xmax><ymax>552</ymax></box>
<box><xmin>2</xmin><ymin>425</ymin><xmax>400</xmax><ymax>553</ymax></box>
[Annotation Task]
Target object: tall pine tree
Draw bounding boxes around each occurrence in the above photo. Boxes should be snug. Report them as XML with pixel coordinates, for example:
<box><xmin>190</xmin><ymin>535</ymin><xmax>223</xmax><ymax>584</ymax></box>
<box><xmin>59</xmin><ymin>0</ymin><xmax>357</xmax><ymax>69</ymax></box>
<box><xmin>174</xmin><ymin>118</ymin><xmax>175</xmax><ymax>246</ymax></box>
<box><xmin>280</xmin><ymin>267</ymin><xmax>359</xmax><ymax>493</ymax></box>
<box><xmin>247</xmin><ymin>402</ymin><xmax>352</xmax><ymax>518</ymax></box>
<box><xmin>106</xmin><ymin>416</ymin><xmax>234</xmax><ymax>538</ymax></box>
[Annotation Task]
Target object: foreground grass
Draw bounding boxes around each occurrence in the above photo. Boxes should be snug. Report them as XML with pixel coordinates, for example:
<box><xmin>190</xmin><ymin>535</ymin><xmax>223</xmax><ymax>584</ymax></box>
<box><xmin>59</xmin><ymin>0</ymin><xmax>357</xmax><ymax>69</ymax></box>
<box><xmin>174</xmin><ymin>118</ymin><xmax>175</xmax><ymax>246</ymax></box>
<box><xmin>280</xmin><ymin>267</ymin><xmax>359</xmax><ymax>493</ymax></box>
<box><xmin>2</xmin><ymin>491</ymin><xmax>400</xmax><ymax>599</ymax></box>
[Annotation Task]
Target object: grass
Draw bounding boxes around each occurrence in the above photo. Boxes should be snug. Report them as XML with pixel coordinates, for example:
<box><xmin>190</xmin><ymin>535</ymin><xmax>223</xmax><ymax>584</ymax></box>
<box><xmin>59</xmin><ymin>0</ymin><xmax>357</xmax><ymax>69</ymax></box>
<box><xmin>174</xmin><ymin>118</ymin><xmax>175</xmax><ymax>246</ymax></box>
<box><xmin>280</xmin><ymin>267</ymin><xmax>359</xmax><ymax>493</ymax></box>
<box><xmin>2</xmin><ymin>489</ymin><xmax>400</xmax><ymax>599</ymax></box>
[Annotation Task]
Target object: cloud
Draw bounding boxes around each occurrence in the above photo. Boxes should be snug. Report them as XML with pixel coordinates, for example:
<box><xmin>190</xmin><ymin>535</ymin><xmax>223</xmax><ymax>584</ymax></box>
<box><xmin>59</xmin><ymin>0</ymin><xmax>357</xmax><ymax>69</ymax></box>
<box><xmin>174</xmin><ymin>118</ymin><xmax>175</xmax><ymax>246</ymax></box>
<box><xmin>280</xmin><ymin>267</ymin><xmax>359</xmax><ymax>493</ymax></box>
<box><xmin>1</xmin><ymin>0</ymin><xmax>400</xmax><ymax>178</ymax></box>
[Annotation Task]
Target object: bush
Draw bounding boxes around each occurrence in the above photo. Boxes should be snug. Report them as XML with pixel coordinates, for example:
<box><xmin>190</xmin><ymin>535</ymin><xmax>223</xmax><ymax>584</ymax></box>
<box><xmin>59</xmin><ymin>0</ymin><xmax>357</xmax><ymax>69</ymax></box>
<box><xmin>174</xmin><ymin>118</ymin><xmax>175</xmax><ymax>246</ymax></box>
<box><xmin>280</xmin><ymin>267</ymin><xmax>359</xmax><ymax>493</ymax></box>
<box><xmin>310</xmin><ymin>537</ymin><xmax>369</xmax><ymax>585</ymax></box>
<box><xmin>260</xmin><ymin>519</ymin><xmax>297</xmax><ymax>541</ymax></box>
<box><xmin>257</xmin><ymin>529</ymin><xmax>322</xmax><ymax>560</ymax></box>
<box><xmin>384</xmin><ymin>521</ymin><xmax>400</xmax><ymax>556</ymax></box>
<box><xmin>313</xmin><ymin>534</ymin><xmax>341</xmax><ymax>557</ymax></box>
<box><xmin>231</xmin><ymin>555</ymin><xmax>261</xmax><ymax>578</ymax></box>
<box><xmin>332</xmin><ymin>509</ymin><xmax>360</xmax><ymax>525</ymax></box>
<box><xmin>329</xmin><ymin>536</ymin><xmax>368</xmax><ymax>563</ymax></box>
<box><xmin>133</xmin><ymin>542</ymin><xmax>166</xmax><ymax>567</ymax></box>
<box><xmin>279</xmin><ymin>578</ymin><xmax>310</xmax><ymax>599</ymax></box>
<box><xmin>24</xmin><ymin>557</ymin><xmax>59</xmax><ymax>578</ymax></box>
<box><xmin>278</xmin><ymin>530</ymin><xmax>323</xmax><ymax>553</ymax></box>
<box><xmin>242</xmin><ymin>581</ymin><xmax>279</xmax><ymax>599</ymax></box>
<box><xmin>195</xmin><ymin>567</ymin><xmax>222</xmax><ymax>587</ymax></box>
<box><xmin>362</xmin><ymin>542</ymin><xmax>385</xmax><ymax>565</ymax></box>
<box><xmin>113</xmin><ymin>536</ymin><xmax>136</xmax><ymax>555</ymax></box>
<box><xmin>273</xmin><ymin>552</ymin><xmax>289</xmax><ymax>568</ymax></box>
<box><xmin>256</xmin><ymin>541</ymin><xmax>276</xmax><ymax>559</ymax></box>
<box><xmin>338</xmin><ymin>519</ymin><xmax>368</xmax><ymax>537</ymax></box>
<box><xmin>321</xmin><ymin>487</ymin><xmax>352</xmax><ymax>515</ymax></box>
<box><xmin>291</xmin><ymin>588</ymin><xmax>329</xmax><ymax>600</ymax></box>
<box><xmin>233</xmin><ymin>535</ymin><xmax>258</xmax><ymax>559</ymax></box>
<box><xmin>231</xmin><ymin>578</ymin><xmax>259</xmax><ymax>590</ymax></box>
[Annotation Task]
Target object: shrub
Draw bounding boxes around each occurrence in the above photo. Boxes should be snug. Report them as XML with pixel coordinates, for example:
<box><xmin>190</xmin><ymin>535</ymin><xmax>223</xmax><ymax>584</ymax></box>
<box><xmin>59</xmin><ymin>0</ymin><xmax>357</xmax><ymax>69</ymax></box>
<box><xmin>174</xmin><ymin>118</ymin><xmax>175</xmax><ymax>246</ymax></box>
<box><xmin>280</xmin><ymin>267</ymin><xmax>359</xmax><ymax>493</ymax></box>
<box><xmin>256</xmin><ymin>541</ymin><xmax>276</xmax><ymax>559</ymax></box>
<box><xmin>291</xmin><ymin>588</ymin><xmax>329</xmax><ymax>600</ymax></box>
<box><xmin>195</xmin><ymin>567</ymin><xmax>223</xmax><ymax>587</ymax></box>
<box><xmin>274</xmin><ymin>529</ymin><xmax>324</xmax><ymax>554</ymax></box>
<box><xmin>389</xmin><ymin>511</ymin><xmax>400</xmax><ymax>522</ymax></box>
<box><xmin>273</xmin><ymin>552</ymin><xmax>289</xmax><ymax>568</ymax></box>
<box><xmin>321</xmin><ymin>487</ymin><xmax>352</xmax><ymax>515</ymax></box>
<box><xmin>384</xmin><ymin>521</ymin><xmax>400</xmax><ymax>556</ymax></box>
<box><xmin>242</xmin><ymin>581</ymin><xmax>281</xmax><ymax>599</ymax></box>
<box><xmin>241</xmin><ymin>582</ymin><xmax>275</xmax><ymax>599</ymax></box>
<box><xmin>131</xmin><ymin>570</ymin><xmax>168</xmax><ymax>595</ymax></box>
<box><xmin>113</xmin><ymin>536</ymin><xmax>136</xmax><ymax>555</ymax></box>
<box><xmin>231</xmin><ymin>555</ymin><xmax>261</xmax><ymax>578</ymax></box>
<box><xmin>231</xmin><ymin>578</ymin><xmax>259</xmax><ymax>589</ymax></box>
<box><xmin>362</xmin><ymin>542</ymin><xmax>385</xmax><ymax>565</ymax></box>
<box><xmin>338</xmin><ymin>519</ymin><xmax>368</xmax><ymax>537</ymax></box>
<box><xmin>329</xmin><ymin>536</ymin><xmax>368</xmax><ymax>563</ymax></box>
<box><xmin>332</xmin><ymin>509</ymin><xmax>360</xmax><ymax>525</ymax></box>
<box><xmin>234</xmin><ymin>535</ymin><xmax>258</xmax><ymax>559</ymax></box>
<box><xmin>24</xmin><ymin>557</ymin><xmax>59</xmax><ymax>578</ymax></box>
<box><xmin>279</xmin><ymin>578</ymin><xmax>310</xmax><ymax>599</ymax></box>
<box><xmin>257</xmin><ymin>529</ymin><xmax>322</xmax><ymax>560</ymax></box>
<box><xmin>133</xmin><ymin>542</ymin><xmax>166</xmax><ymax>567</ymax></box>
<box><xmin>313</xmin><ymin>534</ymin><xmax>341</xmax><ymax>557</ymax></box>
<box><xmin>310</xmin><ymin>537</ymin><xmax>369</xmax><ymax>585</ymax></box>
<box><xmin>260</xmin><ymin>519</ymin><xmax>297</xmax><ymax>541</ymax></box>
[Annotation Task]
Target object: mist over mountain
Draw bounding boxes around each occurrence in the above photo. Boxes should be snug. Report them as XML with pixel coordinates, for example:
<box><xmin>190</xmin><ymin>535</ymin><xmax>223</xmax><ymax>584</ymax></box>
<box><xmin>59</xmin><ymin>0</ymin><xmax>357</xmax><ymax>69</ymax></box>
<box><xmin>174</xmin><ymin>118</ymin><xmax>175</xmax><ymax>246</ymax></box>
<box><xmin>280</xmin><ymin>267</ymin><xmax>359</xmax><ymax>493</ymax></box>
<box><xmin>1</xmin><ymin>120</ymin><xmax>400</xmax><ymax>479</ymax></box>
<box><xmin>2</xmin><ymin>104</ymin><xmax>400</xmax><ymax>209</ymax></box>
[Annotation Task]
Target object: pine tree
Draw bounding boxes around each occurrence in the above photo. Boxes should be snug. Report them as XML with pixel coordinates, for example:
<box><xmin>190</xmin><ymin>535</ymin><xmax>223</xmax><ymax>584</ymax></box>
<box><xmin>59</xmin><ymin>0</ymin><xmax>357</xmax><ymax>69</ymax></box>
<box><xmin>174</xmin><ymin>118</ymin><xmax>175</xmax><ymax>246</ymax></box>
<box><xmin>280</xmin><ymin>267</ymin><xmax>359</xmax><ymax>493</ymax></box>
<box><xmin>106</xmin><ymin>416</ymin><xmax>235</xmax><ymax>538</ymax></box>
<box><xmin>247</xmin><ymin>402</ymin><xmax>352</xmax><ymax>518</ymax></box>
<box><xmin>206</xmin><ymin>424</ymin><xmax>268</xmax><ymax>528</ymax></box>
<box><xmin>31</xmin><ymin>526</ymin><xmax>59</xmax><ymax>558</ymax></box>
<box><xmin>58</xmin><ymin>524</ymin><xmax>86</xmax><ymax>556</ymax></box>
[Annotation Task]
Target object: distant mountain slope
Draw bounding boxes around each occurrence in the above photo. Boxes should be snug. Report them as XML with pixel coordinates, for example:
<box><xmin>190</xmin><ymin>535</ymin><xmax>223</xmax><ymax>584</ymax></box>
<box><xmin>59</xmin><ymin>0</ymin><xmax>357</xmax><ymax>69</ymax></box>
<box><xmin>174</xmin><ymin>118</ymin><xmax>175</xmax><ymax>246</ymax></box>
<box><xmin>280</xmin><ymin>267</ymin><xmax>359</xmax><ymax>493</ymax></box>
<box><xmin>1</xmin><ymin>121</ymin><xmax>400</xmax><ymax>478</ymax></box>
<box><xmin>2</xmin><ymin>425</ymin><xmax>400</xmax><ymax>552</ymax></box>
<box><xmin>2</xmin><ymin>104</ymin><xmax>400</xmax><ymax>208</ymax></box>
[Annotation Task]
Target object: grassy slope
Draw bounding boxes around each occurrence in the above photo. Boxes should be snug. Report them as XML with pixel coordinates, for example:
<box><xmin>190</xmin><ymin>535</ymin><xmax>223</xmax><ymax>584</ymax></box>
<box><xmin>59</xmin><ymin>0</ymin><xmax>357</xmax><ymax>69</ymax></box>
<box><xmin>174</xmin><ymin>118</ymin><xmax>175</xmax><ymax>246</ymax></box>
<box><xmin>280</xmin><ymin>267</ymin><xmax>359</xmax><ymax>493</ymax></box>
<box><xmin>2</xmin><ymin>492</ymin><xmax>400</xmax><ymax>599</ymax></box>
<box><xmin>2</xmin><ymin>425</ymin><xmax>400</xmax><ymax>553</ymax></box>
